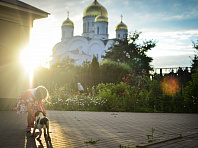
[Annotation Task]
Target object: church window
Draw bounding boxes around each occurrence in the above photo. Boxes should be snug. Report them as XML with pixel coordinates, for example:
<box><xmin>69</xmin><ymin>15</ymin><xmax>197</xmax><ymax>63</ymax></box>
<box><xmin>83</xmin><ymin>23</ymin><xmax>86</xmax><ymax>32</ymax></box>
<box><xmin>63</xmin><ymin>31</ymin><xmax>65</xmax><ymax>38</ymax></box>
<box><xmin>106</xmin><ymin>27</ymin><xmax>108</xmax><ymax>34</ymax></box>
<box><xmin>92</xmin><ymin>22</ymin><xmax>94</xmax><ymax>31</ymax></box>
<box><xmin>97</xmin><ymin>27</ymin><xmax>99</xmax><ymax>34</ymax></box>
<box><xmin>118</xmin><ymin>34</ymin><xmax>120</xmax><ymax>38</ymax></box>
<box><xmin>87</xmin><ymin>22</ymin><xmax>89</xmax><ymax>32</ymax></box>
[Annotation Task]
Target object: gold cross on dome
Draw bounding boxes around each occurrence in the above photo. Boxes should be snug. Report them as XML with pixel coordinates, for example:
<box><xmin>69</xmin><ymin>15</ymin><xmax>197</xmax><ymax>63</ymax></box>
<box><xmin>121</xmin><ymin>15</ymin><xmax>123</xmax><ymax>22</ymax></box>
<box><xmin>67</xmin><ymin>11</ymin><xmax>69</xmax><ymax>18</ymax></box>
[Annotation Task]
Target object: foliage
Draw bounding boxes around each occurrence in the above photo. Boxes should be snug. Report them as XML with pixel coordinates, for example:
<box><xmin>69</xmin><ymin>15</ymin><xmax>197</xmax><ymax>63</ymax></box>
<box><xmin>33</xmin><ymin>38</ymin><xmax>198</xmax><ymax>113</ymax></box>
<box><xmin>100</xmin><ymin>60</ymin><xmax>130</xmax><ymax>84</ymax></box>
<box><xmin>184</xmin><ymin>69</ymin><xmax>198</xmax><ymax>113</ymax></box>
<box><xmin>96</xmin><ymin>83</ymin><xmax>126</xmax><ymax>111</ymax></box>
<box><xmin>103</xmin><ymin>31</ymin><xmax>156</xmax><ymax>75</ymax></box>
<box><xmin>84</xmin><ymin>139</ymin><xmax>100</xmax><ymax>144</ymax></box>
<box><xmin>48</xmin><ymin>56</ymin><xmax>78</xmax><ymax>90</ymax></box>
<box><xmin>44</xmin><ymin>87</ymin><xmax>107</xmax><ymax>111</ymax></box>
<box><xmin>90</xmin><ymin>56</ymin><xmax>100</xmax><ymax>86</ymax></box>
<box><xmin>146</xmin><ymin>127</ymin><xmax>155</xmax><ymax>143</ymax></box>
<box><xmin>191</xmin><ymin>39</ymin><xmax>198</xmax><ymax>73</ymax></box>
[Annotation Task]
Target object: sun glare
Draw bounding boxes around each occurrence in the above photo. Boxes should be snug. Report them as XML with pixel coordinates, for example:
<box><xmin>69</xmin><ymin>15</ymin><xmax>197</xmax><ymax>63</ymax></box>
<box><xmin>20</xmin><ymin>45</ymin><xmax>43</xmax><ymax>88</ymax></box>
<box><xmin>160</xmin><ymin>76</ymin><xmax>180</xmax><ymax>96</ymax></box>
<box><xmin>20</xmin><ymin>45</ymin><xmax>41</xmax><ymax>72</ymax></box>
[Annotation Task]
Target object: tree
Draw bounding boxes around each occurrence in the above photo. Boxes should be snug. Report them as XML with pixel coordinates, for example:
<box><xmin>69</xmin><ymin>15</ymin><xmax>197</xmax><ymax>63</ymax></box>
<box><xmin>184</xmin><ymin>69</ymin><xmax>198</xmax><ymax>113</ymax></box>
<box><xmin>49</xmin><ymin>56</ymin><xmax>77</xmax><ymax>89</ymax></box>
<box><xmin>103</xmin><ymin>31</ymin><xmax>156</xmax><ymax>75</ymax></box>
<box><xmin>90</xmin><ymin>56</ymin><xmax>100</xmax><ymax>86</ymax></box>
<box><xmin>100</xmin><ymin>60</ymin><xmax>130</xmax><ymax>84</ymax></box>
<box><xmin>191</xmin><ymin>39</ymin><xmax>198</xmax><ymax>73</ymax></box>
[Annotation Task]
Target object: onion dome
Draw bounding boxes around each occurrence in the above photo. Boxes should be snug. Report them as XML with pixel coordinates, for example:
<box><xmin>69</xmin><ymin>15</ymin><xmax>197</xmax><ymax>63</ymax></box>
<box><xmin>116</xmin><ymin>21</ymin><xmax>128</xmax><ymax>29</ymax></box>
<box><xmin>116</xmin><ymin>15</ymin><xmax>127</xmax><ymax>29</ymax></box>
<box><xmin>83</xmin><ymin>0</ymin><xmax>108</xmax><ymax>17</ymax></box>
<box><xmin>62</xmin><ymin>11</ymin><xmax>74</xmax><ymax>27</ymax></box>
<box><xmin>95</xmin><ymin>14</ymin><xmax>108</xmax><ymax>22</ymax></box>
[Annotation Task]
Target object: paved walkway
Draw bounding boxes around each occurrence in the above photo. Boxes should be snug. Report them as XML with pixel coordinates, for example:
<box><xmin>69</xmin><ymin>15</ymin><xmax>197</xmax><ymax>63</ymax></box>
<box><xmin>0</xmin><ymin>111</ymin><xmax>198</xmax><ymax>148</ymax></box>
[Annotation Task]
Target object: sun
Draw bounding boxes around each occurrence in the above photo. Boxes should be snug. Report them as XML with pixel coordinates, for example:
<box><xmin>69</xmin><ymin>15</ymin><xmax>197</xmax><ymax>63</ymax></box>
<box><xmin>20</xmin><ymin>44</ymin><xmax>43</xmax><ymax>87</ymax></box>
<box><xmin>20</xmin><ymin>45</ymin><xmax>41</xmax><ymax>72</ymax></box>
<box><xmin>20</xmin><ymin>19</ymin><xmax>54</xmax><ymax>88</ymax></box>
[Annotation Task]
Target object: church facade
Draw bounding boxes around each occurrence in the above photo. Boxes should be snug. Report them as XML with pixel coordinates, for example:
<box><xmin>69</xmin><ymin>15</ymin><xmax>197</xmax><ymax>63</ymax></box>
<box><xmin>52</xmin><ymin>0</ymin><xmax>128</xmax><ymax>65</ymax></box>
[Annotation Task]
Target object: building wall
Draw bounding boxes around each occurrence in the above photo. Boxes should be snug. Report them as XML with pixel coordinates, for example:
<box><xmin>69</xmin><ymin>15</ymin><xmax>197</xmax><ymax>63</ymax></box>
<box><xmin>116</xmin><ymin>29</ymin><xmax>128</xmax><ymax>39</ymax></box>
<box><xmin>94</xmin><ymin>21</ymin><xmax>108</xmax><ymax>39</ymax></box>
<box><xmin>83</xmin><ymin>16</ymin><xmax>96</xmax><ymax>38</ymax></box>
<box><xmin>0</xmin><ymin>2</ymin><xmax>48</xmax><ymax>99</ymax></box>
<box><xmin>0</xmin><ymin>7</ymin><xmax>32</xmax><ymax>98</ymax></box>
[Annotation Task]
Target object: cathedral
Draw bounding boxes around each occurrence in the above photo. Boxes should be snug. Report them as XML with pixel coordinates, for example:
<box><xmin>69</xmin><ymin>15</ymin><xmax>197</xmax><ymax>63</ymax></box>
<box><xmin>51</xmin><ymin>0</ymin><xmax>128</xmax><ymax>65</ymax></box>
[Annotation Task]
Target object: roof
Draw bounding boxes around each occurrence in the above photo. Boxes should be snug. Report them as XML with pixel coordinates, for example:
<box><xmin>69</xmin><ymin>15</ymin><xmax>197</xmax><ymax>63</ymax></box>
<box><xmin>0</xmin><ymin>0</ymin><xmax>49</xmax><ymax>14</ymax></box>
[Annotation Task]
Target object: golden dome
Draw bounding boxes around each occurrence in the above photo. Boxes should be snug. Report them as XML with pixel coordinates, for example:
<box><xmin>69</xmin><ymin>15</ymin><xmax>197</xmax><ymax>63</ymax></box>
<box><xmin>116</xmin><ymin>15</ymin><xmax>128</xmax><ymax>30</ymax></box>
<box><xmin>62</xmin><ymin>11</ymin><xmax>74</xmax><ymax>27</ymax></box>
<box><xmin>95</xmin><ymin>15</ymin><xmax>108</xmax><ymax>22</ymax></box>
<box><xmin>83</xmin><ymin>0</ymin><xmax>108</xmax><ymax>17</ymax></box>
<box><xmin>62</xmin><ymin>17</ymin><xmax>74</xmax><ymax>27</ymax></box>
<box><xmin>116</xmin><ymin>21</ymin><xmax>128</xmax><ymax>30</ymax></box>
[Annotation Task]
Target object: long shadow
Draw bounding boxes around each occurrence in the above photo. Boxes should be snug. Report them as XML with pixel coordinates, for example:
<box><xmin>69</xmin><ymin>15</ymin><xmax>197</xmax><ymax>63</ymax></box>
<box><xmin>45</xmin><ymin>136</ymin><xmax>53</xmax><ymax>148</ymax></box>
<box><xmin>25</xmin><ymin>132</ymin><xmax>37</xmax><ymax>148</ymax></box>
<box><xmin>25</xmin><ymin>131</ymin><xmax>53</xmax><ymax>148</ymax></box>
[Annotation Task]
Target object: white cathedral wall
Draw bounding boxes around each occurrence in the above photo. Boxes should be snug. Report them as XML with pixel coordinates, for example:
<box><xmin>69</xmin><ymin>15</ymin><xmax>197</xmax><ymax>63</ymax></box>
<box><xmin>88</xmin><ymin>39</ymin><xmax>106</xmax><ymax>63</ymax></box>
<box><xmin>52</xmin><ymin>37</ymin><xmax>115</xmax><ymax>66</ymax></box>
<box><xmin>61</xmin><ymin>26</ymin><xmax>74</xmax><ymax>42</ymax></box>
<box><xmin>66</xmin><ymin>36</ymin><xmax>89</xmax><ymax>54</ymax></box>
<box><xmin>52</xmin><ymin>42</ymin><xmax>67</xmax><ymax>55</ymax></box>
<box><xmin>94</xmin><ymin>21</ymin><xmax>108</xmax><ymax>40</ymax></box>
<box><xmin>83</xmin><ymin>16</ymin><xmax>95</xmax><ymax>38</ymax></box>
<box><xmin>116</xmin><ymin>29</ymin><xmax>128</xmax><ymax>39</ymax></box>
<box><xmin>105</xmin><ymin>40</ymin><xmax>115</xmax><ymax>50</ymax></box>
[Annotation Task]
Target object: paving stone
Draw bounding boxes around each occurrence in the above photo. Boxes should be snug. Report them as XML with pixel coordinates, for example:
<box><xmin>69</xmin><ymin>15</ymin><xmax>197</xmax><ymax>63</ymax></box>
<box><xmin>0</xmin><ymin>111</ymin><xmax>198</xmax><ymax>147</ymax></box>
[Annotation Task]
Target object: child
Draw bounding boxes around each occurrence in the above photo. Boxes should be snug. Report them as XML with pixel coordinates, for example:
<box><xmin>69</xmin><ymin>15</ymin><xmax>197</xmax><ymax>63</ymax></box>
<box><xmin>14</xmin><ymin>86</ymin><xmax>49</xmax><ymax>132</ymax></box>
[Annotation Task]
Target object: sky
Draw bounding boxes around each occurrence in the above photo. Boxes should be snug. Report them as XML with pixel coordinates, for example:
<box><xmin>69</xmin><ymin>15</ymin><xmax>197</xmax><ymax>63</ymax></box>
<box><xmin>22</xmin><ymin>0</ymin><xmax>198</xmax><ymax>70</ymax></box>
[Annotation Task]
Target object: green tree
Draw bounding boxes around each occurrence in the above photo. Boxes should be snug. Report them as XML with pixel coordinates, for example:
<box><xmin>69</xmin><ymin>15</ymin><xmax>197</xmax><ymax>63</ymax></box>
<box><xmin>103</xmin><ymin>31</ymin><xmax>156</xmax><ymax>75</ymax></box>
<box><xmin>33</xmin><ymin>66</ymin><xmax>51</xmax><ymax>90</ymax></box>
<box><xmin>49</xmin><ymin>56</ymin><xmax>77</xmax><ymax>89</ymax></box>
<box><xmin>78</xmin><ymin>61</ymin><xmax>91</xmax><ymax>90</ymax></box>
<box><xmin>90</xmin><ymin>56</ymin><xmax>100</xmax><ymax>86</ymax></box>
<box><xmin>191</xmin><ymin>39</ymin><xmax>198</xmax><ymax>73</ymax></box>
<box><xmin>184</xmin><ymin>69</ymin><xmax>198</xmax><ymax>113</ymax></box>
<box><xmin>100</xmin><ymin>60</ymin><xmax>130</xmax><ymax>84</ymax></box>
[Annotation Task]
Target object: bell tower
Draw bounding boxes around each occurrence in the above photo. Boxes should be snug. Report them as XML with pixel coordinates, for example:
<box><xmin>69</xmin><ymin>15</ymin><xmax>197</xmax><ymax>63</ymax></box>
<box><xmin>61</xmin><ymin>11</ymin><xmax>74</xmax><ymax>42</ymax></box>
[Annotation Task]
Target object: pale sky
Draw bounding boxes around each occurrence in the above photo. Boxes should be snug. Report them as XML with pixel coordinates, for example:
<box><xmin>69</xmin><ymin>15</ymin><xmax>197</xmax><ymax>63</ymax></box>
<box><xmin>22</xmin><ymin>0</ymin><xmax>198</xmax><ymax>69</ymax></box>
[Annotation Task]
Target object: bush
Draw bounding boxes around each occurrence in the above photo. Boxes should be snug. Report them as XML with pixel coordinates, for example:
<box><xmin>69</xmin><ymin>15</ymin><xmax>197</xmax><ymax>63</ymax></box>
<box><xmin>44</xmin><ymin>87</ymin><xmax>107</xmax><ymax>111</ymax></box>
<box><xmin>184</xmin><ymin>69</ymin><xmax>198</xmax><ymax>113</ymax></box>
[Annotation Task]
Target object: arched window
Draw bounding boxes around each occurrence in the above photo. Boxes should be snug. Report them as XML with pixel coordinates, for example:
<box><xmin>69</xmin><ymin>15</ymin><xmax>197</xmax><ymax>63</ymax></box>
<box><xmin>92</xmin><ymin>22</ymin><xmax>94</xmax><ymax>31</ymax></box>
<box><xmin>63</xmin><ymin>31</ymin><xmax>65</xmax><ymax>38</ymax></box>
<box><xmin>83</xmin><ymin>23</ymin><xmax>86</xmax><ymax>32</ymax></box>
<box><xmin>87</xmin><ymin>22</ymin><xmax>89</xmax><ymax>32</ymax></box>
<box><xmin>97</xmin><ymin>27</ymin><xmax>99</xmax><ymax>34</ymax></box>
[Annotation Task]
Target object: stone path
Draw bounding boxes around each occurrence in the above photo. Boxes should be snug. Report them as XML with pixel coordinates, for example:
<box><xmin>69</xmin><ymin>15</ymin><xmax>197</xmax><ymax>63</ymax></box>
<box><xmin>0</xmin><ymin>111</ymin><xmax>197</xmax><ymax>148</ymax></box>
